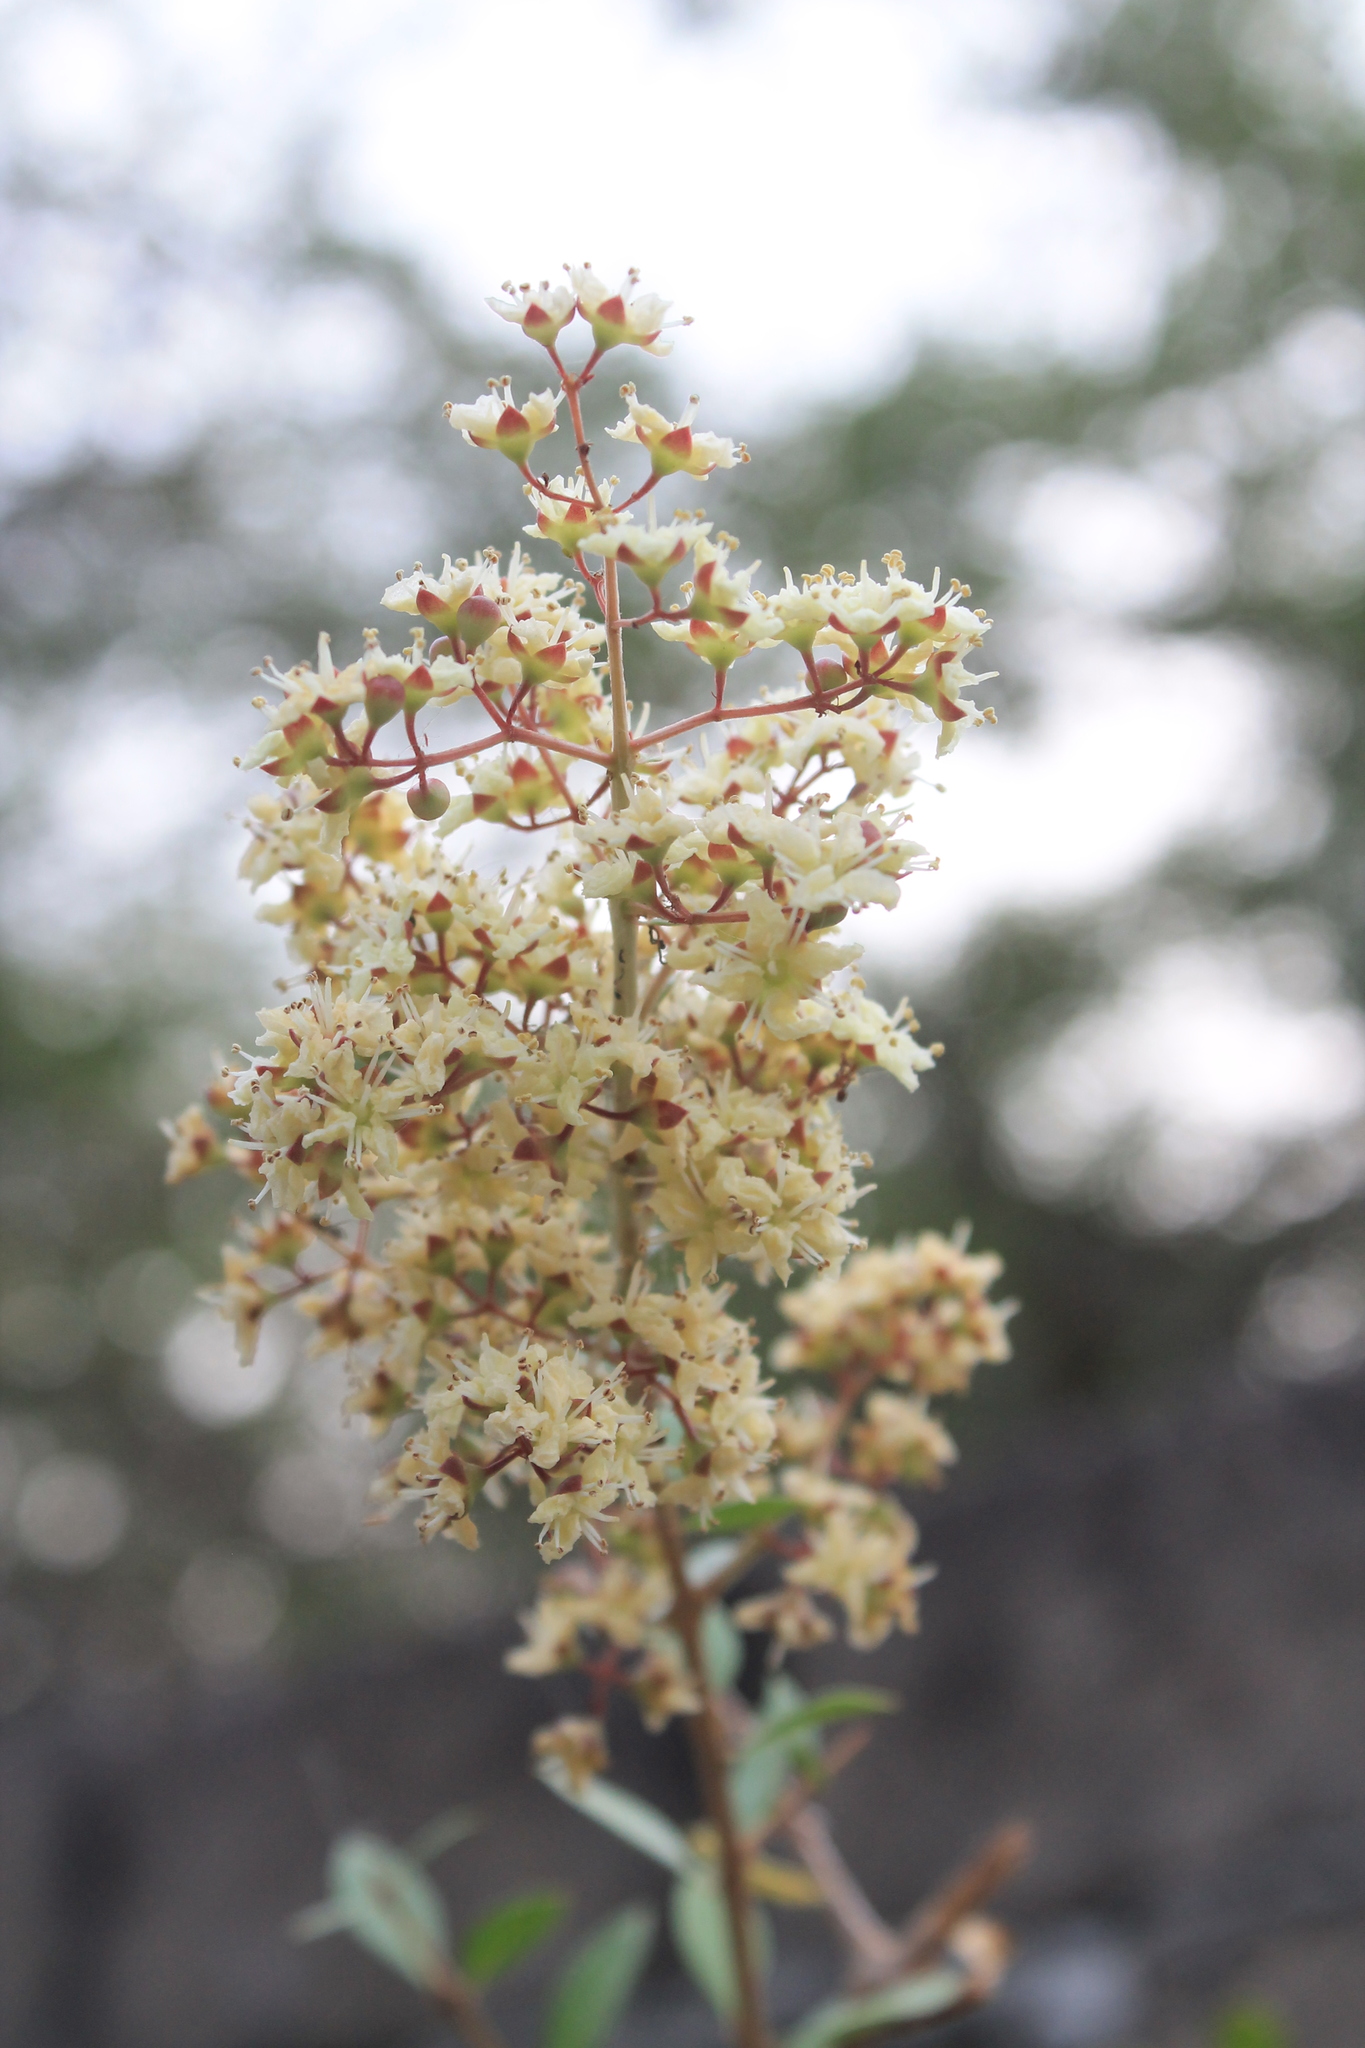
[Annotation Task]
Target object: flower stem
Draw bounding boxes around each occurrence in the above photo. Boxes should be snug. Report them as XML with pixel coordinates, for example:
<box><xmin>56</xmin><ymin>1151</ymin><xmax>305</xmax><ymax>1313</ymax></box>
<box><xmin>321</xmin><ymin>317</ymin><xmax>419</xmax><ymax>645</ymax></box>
<box><xmin>657</xmin><ymin>1506</ymin><xmax>771</xmax><ymax>2048</ymax></box>
<box><xmin>603</xmin><ymin>553</ymin><xmax>640</xmax><ymax>1289</ymax></box>
<box><xmin>429</xmin><ymin>1960</ymin><xmax>511</xmax><ymax>2048</ymax></box>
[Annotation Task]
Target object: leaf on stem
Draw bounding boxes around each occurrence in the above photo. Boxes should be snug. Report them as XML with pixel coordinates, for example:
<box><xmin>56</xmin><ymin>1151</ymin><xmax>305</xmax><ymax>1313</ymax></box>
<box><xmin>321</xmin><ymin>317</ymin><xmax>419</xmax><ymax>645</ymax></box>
<box><xmin>460</xmin><ymin>1889</ymin><xmax>569</xmax><ymax>1984</ymax></box>
<box><xmin>543</xmin><ymin>1904</ymin><xmax>658</xmax><ymax>2048</ymax></box>
<box><xmin>289</xmin><ymin>1900</ymin><xmax>348</xmax><ymax>1942</ymax></box>
<box><xmin>700</xmin><ymin>1602</ymin><xmax>744</xmax><ymax>1692</ymax></box>
<box><xmin>701</xmin><ymin>1498</ymin><xmax>805</xmax><ymax>1533</ymax></box>
<box><xmin>668</xmin><ymin>1861</ymin><xmax>773</xmax><ymax>2021</ymax></box>
<box><xmin>783</xmin><ymin>1967</ymin><xmax>970</xmax><ymax>2048</ymax></box>
<box><xmin>298</xmin><ymin>1830</ymin><xmax>453</xmax><ymax>1992</ymax></box>
<box><xmin>729</xmin><ymin>1675</ymin><xmax>810</xmax><ymax>1831</ymax></box>
<box><xmin>744</xmin><ymin>1688</ymin><xmax>899</xmax><ymax>1754</ymax></box>
<box><xmin>537</xmin><ymin>1762</ymin><xmax>689</xmax><ymax>1873</ymax></box>
<box><xmin>406</xmin><ymin>1806</ymin><xmax>480</xmax><ymax>1864</ymax></box>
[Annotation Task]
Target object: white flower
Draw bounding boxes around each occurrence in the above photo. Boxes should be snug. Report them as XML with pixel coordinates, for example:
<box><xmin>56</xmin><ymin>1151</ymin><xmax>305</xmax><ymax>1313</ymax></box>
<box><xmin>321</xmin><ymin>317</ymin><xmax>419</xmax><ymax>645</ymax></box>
<box><xmin>523</xmin><ymin>477</ymin><xmax>616</xmax><ymax>557</ymax></box>
<box><xmin>444</xmin><ymin>380</ymin><xmax>561</xmax><ymax>464</ymax></box>
<box><xmin>382</xmin><ymin>552</ymin><xmax>500</xmax><ymax>644</ymax></box>
<box><xmin>820</xmin><ymin>561</ymin><xmax>909</xmax><ymax>651</ymax></box>
<box><xmin>569</xmin><ymin>263</ymin><xmax>688</xmax><ymax>356</ymax></box>
<box><xmin>608</xmin><ymin>387</ymin><xmax>743</xmax><ymax>478</ymax></box>
<box><xmin>767</xmin><ymin>568</ymin><xmax>838</xmax><ymax>652</ymax></box>
<box><xmin>581</xmin><ymin>508</ymin><xmax>711</xmax><ymax>589</ymax></box>
<box><xmin>488</xmin><ymin>278</ymin><xmax>577</xmax><ymax>349</ymax></box>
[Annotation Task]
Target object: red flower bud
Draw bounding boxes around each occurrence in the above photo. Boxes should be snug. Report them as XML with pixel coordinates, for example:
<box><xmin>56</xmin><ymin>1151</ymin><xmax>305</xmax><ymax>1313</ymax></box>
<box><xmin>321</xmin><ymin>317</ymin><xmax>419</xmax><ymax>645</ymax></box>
<box><xmin>365</xmin><ymin>674</ymin><xmax>405</xmax><ymax>728</ymax></box>
<box><xmin>424</xmin><ymin>890</ymin><xmax>454</xmax><ymax>933</ymax></box>
<box><xmin>404</xmin><ymin>664</ymin><xmax>434</xmax><ymax>715</ymax></box>
<box><xmin>455</xmin><ymin>595</ymin><xmax>502</xmax><ymax>649</ymax></box>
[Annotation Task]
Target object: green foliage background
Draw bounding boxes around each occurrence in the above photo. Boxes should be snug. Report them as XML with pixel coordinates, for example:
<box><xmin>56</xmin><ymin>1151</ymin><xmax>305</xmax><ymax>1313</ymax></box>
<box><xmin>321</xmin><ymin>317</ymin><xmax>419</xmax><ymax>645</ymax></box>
<box><xmin>3</xmin><ymin>0</ymin><xmax>1363</xmax><ymax>1694</ymax></box>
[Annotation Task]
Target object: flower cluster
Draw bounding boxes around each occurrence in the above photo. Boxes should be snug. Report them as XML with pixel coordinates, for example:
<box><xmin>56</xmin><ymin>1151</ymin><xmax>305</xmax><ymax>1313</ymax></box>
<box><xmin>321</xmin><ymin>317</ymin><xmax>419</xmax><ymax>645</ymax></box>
<box><xmin>173</xmin><ymin>262</ymin><xmax>1028</xmax><ymax>2048</ymax></box>
<box><xmin>174</xmin><ymin>261</ymin><xmax>1010</xmax><ymax>1709</ymax></box>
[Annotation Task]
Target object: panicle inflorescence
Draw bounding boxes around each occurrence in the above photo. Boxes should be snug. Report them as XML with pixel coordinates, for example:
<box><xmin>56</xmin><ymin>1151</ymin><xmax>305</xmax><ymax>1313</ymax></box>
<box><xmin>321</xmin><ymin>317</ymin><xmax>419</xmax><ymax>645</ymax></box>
<box><xmin>168</xmin><ymin>264</ymin><xmax>1012</xmax><ymax>1730</ymax></box>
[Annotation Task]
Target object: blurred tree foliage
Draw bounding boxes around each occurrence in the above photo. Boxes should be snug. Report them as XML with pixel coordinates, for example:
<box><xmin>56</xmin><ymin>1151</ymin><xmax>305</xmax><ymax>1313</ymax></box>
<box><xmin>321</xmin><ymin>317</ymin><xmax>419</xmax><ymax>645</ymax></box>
<box><xmin>732</xmin><ymin>0</ymin><xmax>1365</xmax><ymax>1420</ymax></box>
<box><xmin>3</xmin><ymin>0</ymin><xmax>1364</xmax><ymax>1690</ymax></box>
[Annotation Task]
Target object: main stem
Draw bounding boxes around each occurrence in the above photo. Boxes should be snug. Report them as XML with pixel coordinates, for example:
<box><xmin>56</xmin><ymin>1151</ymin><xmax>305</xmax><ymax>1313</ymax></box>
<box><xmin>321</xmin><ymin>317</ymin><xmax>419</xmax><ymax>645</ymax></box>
<box><xmin>604</xmin><ymin>555</ymin><xmax>640</xmax><ymax>1289</ymax></box>
<box><xmin>430</xmin><ymin>1962</ymin><xmax>510</xmax><ymax>2048</ymax></box>
<box><xmin>585</xmin><ymin>395</ymin><xmax>759</xmax><ymax>2039</ymax></box>
<box><xmin>657</xmin><ymin>1507</ymin><xmax>771</xmax><ymax>2048</ymax></box>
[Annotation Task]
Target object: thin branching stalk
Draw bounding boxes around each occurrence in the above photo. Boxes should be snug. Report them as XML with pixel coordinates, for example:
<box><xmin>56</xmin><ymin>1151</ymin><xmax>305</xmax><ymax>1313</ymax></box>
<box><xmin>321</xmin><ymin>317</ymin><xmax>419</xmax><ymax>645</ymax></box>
<box><xmin>430</xmin><ymin>1961</ymin><xmax>512</xmax><ymax>2048</ymax></box>
<box><xmin>657</xmin><ymin>1505</ymin><xmax>772</xmax><ymax>2048</ymax></box>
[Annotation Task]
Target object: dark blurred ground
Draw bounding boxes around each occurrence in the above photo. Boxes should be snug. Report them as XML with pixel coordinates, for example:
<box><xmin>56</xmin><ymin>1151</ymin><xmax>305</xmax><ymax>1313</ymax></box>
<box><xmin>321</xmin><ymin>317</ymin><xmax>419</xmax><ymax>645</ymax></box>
<box><xmin>3</xmin><ymin>1366</ymin><xmax>1363</xmax><ymax>2048</ymax></box>
<box><xmin>4</xmin><ymin>2</ymin><xmax>1365</xmax><ymax>2043</ymax></box>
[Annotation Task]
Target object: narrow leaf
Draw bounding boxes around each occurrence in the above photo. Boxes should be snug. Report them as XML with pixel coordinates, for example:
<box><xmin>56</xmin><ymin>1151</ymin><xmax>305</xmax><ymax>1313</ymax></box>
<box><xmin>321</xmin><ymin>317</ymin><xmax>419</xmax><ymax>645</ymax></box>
<box><xmin>461</xmin><ymin>1889</ymin><xmax>568</xmax><ymax>1985</ymax></box>
<box><xmin>745</xmin><ymin>1689</ymin><xmax>899</xmax><ymax>1754</ymax></box>
<box><xmin>288</xmin><ymin>1899</ymin><xmax>348</xmax><ymax>1943</ymax></box>
<box><xmin>784</xmin><ymin>1967</ymin><xmax>969</xmax><ymax>2048</ymax></box>
<box><xmin>406</xmin><ymin>1806</ymin><xmax>479</xmax><ymax>1865</ymax></box>
<box><xmin>669</xmin><ymin>1864</ymin><xmax>773</xmax><ymax>2022</ymax></box>
<box><xmin>543</xmin><ymin>1905</ymin><xmax>657</xmax><ymax>2048</ymax></box>
<box><xmin>703</xmin><ymin>1498</ymin><xmax>804</xmax><ymax>1533</ymax></box>
<box><xmin>730</xmin><ymin>1675</ymin><xmax>810</xmax><ymax>1831</ymax></box>
<box><xmin>700</xmin><ymin>1603</ymin><xmax>744</xmax><ymax>1692</ymax></box>
<box><xmin>728</xmin><ymin>1738</ymin><xmax>792</xmax><ymax>1835</ymax></box>
<box><xmin>327</xmin><ymin>1830</ymin><xmax>451</xmax><ymax>1992</ymax></box>
<box><xmin>538</xmin><ymin>1764</ymin><xmax>688</xmax><ymax>1873</ymax></box>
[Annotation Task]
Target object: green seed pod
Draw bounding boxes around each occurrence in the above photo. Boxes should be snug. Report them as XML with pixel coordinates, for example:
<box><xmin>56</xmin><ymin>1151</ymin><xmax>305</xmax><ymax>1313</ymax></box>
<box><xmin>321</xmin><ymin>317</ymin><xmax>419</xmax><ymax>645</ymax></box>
<box><xmin>407</xmin><ymin>779</ymin><xmax>451</xmax><ymax>821</ymax></box>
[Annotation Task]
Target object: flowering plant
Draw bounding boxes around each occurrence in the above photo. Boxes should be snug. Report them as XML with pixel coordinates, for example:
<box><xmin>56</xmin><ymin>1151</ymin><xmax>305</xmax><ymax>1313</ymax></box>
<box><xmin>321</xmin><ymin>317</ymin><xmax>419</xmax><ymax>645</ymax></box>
<box><xmin>169</xmin><ymin>264</ymin><xmax>1021</xmax><ymax>2048</ymax></box>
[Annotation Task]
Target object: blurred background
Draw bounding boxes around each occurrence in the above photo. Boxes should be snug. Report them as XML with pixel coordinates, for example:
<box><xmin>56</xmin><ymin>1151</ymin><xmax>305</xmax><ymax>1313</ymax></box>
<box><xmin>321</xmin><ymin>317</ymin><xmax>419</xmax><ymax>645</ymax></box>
<box><xmin>3</xmin><ymin>0</ymin><xmax>1365</xmax><ymax>2042</ymax></box>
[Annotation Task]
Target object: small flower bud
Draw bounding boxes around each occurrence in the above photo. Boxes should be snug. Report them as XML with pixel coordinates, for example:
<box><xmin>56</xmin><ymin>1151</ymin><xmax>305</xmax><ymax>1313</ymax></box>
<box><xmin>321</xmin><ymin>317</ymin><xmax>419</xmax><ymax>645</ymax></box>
<box><xmin>424</xmin><ymin>890</ymin><xmax>454</xmax><ymax>933</ymax></box>
<box><xmin>407</xmin><ymin>779</ymin><xmax>451</xmax><ymax>821</ymax></box>
<box><xmin>454</xmin><ymin>595</ymin><xmax>502</xmax><ymax>649</ymax></box>
<box><xmin>365</xmin><ymin>674</ymin><xmax>405</xmax><ymax>728</ymax></box>
<box><xmin>403</xmin><ymin>663</ymin><xmax>434</xmax><ymax>715</ymax></box>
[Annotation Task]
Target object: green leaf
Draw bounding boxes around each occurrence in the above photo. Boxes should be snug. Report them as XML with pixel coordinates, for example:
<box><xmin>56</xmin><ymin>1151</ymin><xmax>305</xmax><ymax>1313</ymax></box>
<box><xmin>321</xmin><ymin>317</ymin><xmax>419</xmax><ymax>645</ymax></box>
<box><xmin>538</xmin><ymin>1764</ymin><xmax>689</xmax><ymax>1873</ymax></box>
<box><xmin>288</xmin><ymin>1899</ymin><xmax>348</xmax><ymax>1943</ymax></box>
<box><xmin>745</xmin><ymin>1688</ymin><xmax>899</xmax><ymax>1753</ymax></box>
<box><xmin>1215</xmin><ymin>2006</ymin><xmax>1292</xmax><ymax>2048</ymax></box>
<box><xmin>783</xmin><ymin>1967</ymin><xmax>969</xmax><ymax>2048</ymax></box>
<box><xmin>543</xmin><ymin>1904</ymin><xmax>657</xmax><ymax>2048</ymax></box>
<box><xmin>669</xmin><ymin>1863</ymin><xmax>773</xmax><ymax>2022</ymax></box>
<box><xmin>460</xmin><ymin>1889</ymin><xmax>569</xmax><ymax>1985</ymax></box>
<box><xmin>700</xmin><ymin>1603</ymin><xmax>744</xmax><ymax>1692</ymax></box>
<box><xmin>703</xmin><ymin>1498</ymin><xmax>805</xmax><ymax>1533</ymax></box>
<box><xmin>325</xmin><ymin>1830</ymin><xmax>452</xmax><ymax>1992</ymax></box>
<box><xmin>729</xmin><ymin>1676</ymin><xmax>810</xmax><ymax>1832</ymax></box>
<box><xmin>728</xmin><ymin>1738</ymin><xmax>792</xmax><ymax>1835</ymax></box>
<box><xmin>406</xmin><ymin>1806</ymin><xmax>479</xmax><ymax>1864</ymax></box>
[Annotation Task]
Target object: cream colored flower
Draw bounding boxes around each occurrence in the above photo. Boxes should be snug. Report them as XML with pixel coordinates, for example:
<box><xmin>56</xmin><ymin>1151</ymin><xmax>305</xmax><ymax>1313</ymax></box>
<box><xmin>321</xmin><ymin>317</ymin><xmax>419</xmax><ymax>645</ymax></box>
<box><xmin>531</xmin><ymin>1714</ymin><xmax>609</xmax><ymax>1792</ymax></box>
<box><xmin>570</xmin><ymin>263</ymin><xmax>687</xmax><ymax>357</ymax></box>
<box><xmin>489</xmin><ymin>278</ymin><xmax>577</xmax><ymax>349</ymax></box>
<box><xmin>608</xmin><ymin>388</ymin><xmax>743</xmax><ymax>478</ymax></box>
<box><xmin>445</xmin><ymin>381</ymin><xmax>561</xmax><ymax>464</ymax></box>
<box><xmin>183</xmin><ymin>263</ymin><xmax>1018</xmax><ymax>1784</ymax></box>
